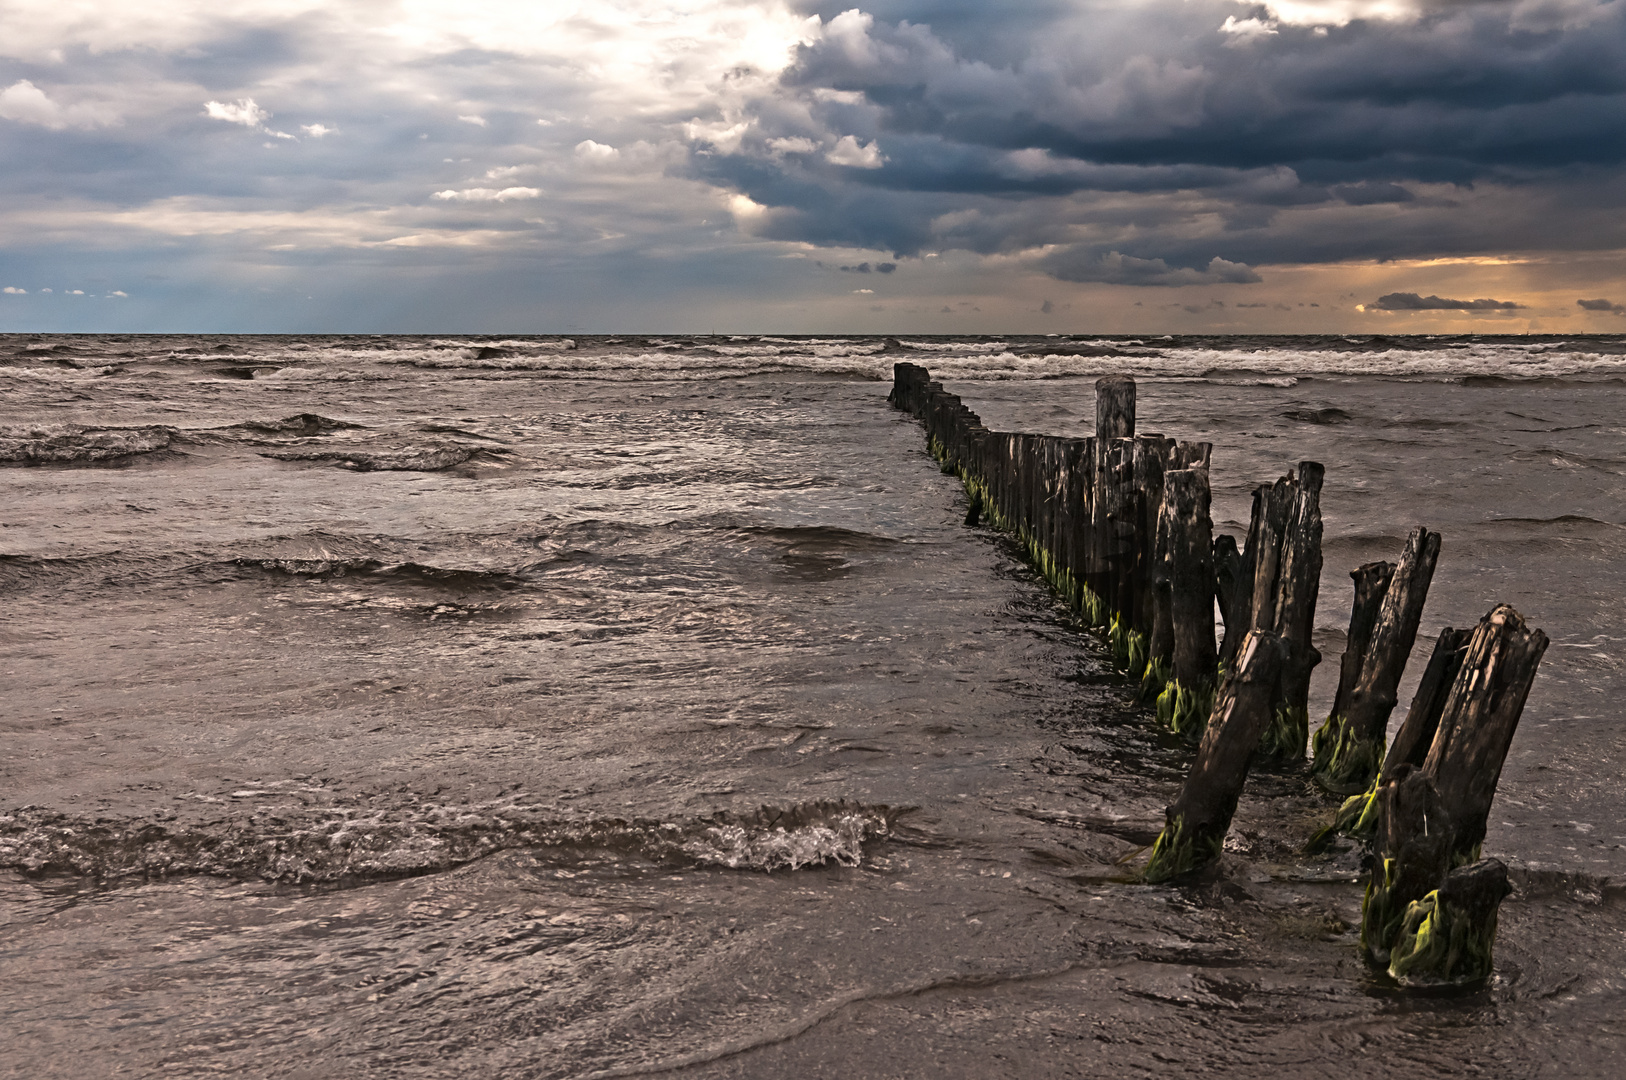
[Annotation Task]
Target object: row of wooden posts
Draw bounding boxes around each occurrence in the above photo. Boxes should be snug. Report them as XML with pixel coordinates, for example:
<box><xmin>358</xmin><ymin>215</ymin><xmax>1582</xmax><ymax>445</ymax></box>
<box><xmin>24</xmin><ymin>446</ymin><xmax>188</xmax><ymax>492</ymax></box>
<box><xmin>889</xmin><ymin>362</ymin><xmax>1548</xmax><ymax>989</ymax></box>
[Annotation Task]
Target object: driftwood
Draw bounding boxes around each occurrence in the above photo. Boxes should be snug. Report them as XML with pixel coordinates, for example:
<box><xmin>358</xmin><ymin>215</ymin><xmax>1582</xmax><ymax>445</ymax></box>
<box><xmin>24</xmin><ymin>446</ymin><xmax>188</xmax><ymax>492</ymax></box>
<box><xmin>1360</xmin><ymin>603</ymin><xmax>1547</xmax><ymax>987</ymax></box>
<box><xmin>1144</xmin><ymin>631</ymin><xmax>1285</xmax><ymax>882</ymax></box>
<box><xmin>1312</xmin><ymin>526</ymin><xmax>1440</xmax><ymax>793</ymax></box>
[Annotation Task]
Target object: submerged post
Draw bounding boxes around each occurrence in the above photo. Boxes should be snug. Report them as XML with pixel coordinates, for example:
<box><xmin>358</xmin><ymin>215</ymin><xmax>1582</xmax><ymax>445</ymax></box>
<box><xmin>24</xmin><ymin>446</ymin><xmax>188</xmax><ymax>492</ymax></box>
<box><xmin>1312</xmin><ymin>526</ymin><xmax>1441</xmax><ymax>793</ymax></box>
<box><xmin>1156</xmin><ymin>467</ymin><xmax>1216</xmax><ymax>736</ymax></box>
<box><xmin>1144</xmin><ymin>630</ymin><xmax>1285</xmax><ymax>882</ymax></box>
<box><xmin>1360</xmin><ymin>603</ymin><xmax>1547</xmax><ymax>987</ymax></box>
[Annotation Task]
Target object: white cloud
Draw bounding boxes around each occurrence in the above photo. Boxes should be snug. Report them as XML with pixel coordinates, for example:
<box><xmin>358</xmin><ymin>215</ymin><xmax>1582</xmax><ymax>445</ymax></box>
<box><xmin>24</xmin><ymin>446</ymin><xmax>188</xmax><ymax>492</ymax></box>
<box><xmin>685</xmin><ymin>119</ymin><xmax>750</xmax><ymax>153</ymax></box>
<box><xmin>826</xmin><ymin>135</ymin><xmax>884</xmax><ymax>169</ymax></box>
<box><xmin>574</xmin><ymin>139</ymin><xmax>620</xmax><ymax>161</ymax></box>
<box><xmin>301</xmin><ymin>123</ymin><xmax>335</xmax><ymax>138</ymax></box>
<box><xmin>205</xmin><ymin>98</ymin><xmax>293</xmax><ymax>138</ymax></box>
<box><xmin>457</xmin><ymin>114</ymin><xmax>487</xmax><ymax>126</ymax></box>
<box><xmin>766</xmin><ymin>136</ymin><xmax>819</xmax><ymax>156</ymax></box>
<box><xmin>853</xmin><ymin>288</ymin><xmax>873</xmax><ymax>294</ymax></box>
<box><xmin>109</xmin><ymin>290</ymin><xmax>128</xmax><ymax>297</ymax></box>
<box><xmin>1255</xmin><ymin>0</ymin><xmax>1421</xmax><ymax>27</ymax></box>
<box><xmin>2</xmin><ymin>286</ymin><xmax>26</xmax><ymax>294</ymax></box>
<box><xmin>204</xmin><ymin>98</ymin><xmax>271</xmax><ymax>127</ymax></box>
<box><xmin>41</xmin><ymin>287</ymin><xmax>52</xmax><ymax>293</ymax></box>
<box><xmin>1219</xmin><ymin>16</ymin><xmax>1279</xmax><ymax>39</ymax></box>
<box><xmin>0</xmin><ymin>79</ymin><xmax>112</xmax><ymax>129</ymax></box>
<box><xmin>432</xmin><ymin>187</ymin><xmax>543</xmax><ymax>201</ymax></box>
<box><xmin>68</xmin><ymin>289</ymin><xmax>84</xmax><ymax>295</ymax></box>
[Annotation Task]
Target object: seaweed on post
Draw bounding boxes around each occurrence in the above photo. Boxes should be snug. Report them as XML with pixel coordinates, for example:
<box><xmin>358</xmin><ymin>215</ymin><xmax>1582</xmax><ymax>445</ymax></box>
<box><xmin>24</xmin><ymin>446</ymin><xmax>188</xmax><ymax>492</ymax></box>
<box><xmin>1157</xmin><ymin>466</ymin><xmax>1216</xmax><ymax>737</ymax></box>
<box><xmin>1144</xmin><ymin>631</ymin><xmax>1285</xmax><ymax>882</ymax></box>
<box><xmin>1309</xmin><ymin>624</ymin><xmax>1471</xmax><ymax>851</ymax></box>
<box><xmin>1359</xmin><ymin>604</ymin><xmax>1547</xmax><ymax>987</ymax></box>
<box><xmin>1312</xmin><ymin>526</ymin><xmax>1441</xmax><ymax>793</ymax></box>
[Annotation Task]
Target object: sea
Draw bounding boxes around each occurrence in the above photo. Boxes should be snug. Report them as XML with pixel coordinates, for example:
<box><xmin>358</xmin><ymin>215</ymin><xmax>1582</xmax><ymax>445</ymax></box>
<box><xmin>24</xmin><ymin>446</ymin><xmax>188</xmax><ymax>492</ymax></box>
<box><xmin>2</xmin><ymin>333</ymin><xmax>1623</xmax><ymax>1078</ymax></box>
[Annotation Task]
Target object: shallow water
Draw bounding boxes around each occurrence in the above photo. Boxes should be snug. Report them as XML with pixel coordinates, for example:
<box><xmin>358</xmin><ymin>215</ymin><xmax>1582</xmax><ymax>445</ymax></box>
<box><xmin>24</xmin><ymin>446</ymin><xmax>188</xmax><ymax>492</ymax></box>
<box><xmin>2</xmin><ymin>334</ymin><xmax>1623</xmax><ymax>1078</ymax></box>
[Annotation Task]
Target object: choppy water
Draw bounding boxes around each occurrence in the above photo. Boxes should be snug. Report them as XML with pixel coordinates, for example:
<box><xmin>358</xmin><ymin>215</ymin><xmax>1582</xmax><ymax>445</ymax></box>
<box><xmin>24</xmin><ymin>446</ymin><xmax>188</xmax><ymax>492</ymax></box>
<box><xmin>3</xmin><ymin>333</ymin><xmax>1623</xmax><ymax>1078</ymax></box>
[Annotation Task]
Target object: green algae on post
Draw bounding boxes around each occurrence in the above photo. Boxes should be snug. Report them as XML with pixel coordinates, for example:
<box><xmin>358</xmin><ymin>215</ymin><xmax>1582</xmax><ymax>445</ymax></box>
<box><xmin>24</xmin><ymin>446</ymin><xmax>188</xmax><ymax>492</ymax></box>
<box><xmin>1359</xmin><ymin>605</ymin><xmax>1548</xmax><ymax>987</ymax></box>
<box><xmin>1386</xmin><ymin>858</ymin><xmax>1511</xmax><ymax>987</ymax></box>
<box><xmin>1312</xmin><ymin>526</ymin><xmax>1441</xmax><ymax>793</ymax></box>
<box><xmin>1144</xmin><ymin>631</ymin><xmax>1284</xmax><ymax>882</ymax></box>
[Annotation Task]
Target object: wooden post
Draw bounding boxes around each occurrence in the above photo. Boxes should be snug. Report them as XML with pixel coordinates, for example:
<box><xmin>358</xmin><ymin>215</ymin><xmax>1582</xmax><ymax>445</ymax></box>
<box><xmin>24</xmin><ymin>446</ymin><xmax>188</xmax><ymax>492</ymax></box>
<box><xmin>1312</xmin><ymin>526</ymin><xmax>1441</xmax><ymax>793</ymax></box>
<box><xmin>1360</xmin><ymin>603</ymin><xmax>1547</xmax><ymax>987</ymax></box>
<box><xmin>1088</xmin><ymin>377</ymin><xmax>1134</xmax><ymax>621</ymax></box>
<box><xmin>1127</xmin><ymin>436</ymin><xmax>1172</xmax><ymax>680</ymax></box>
<box><xmin>1257</xmin><ymin>461</ymin><xmax>1324</xmax><ymax>763</ymax></box>
<box><xmin>1213</xmin><ymin>534</ymin><xmax>1248</xmax><ymax>669</ymax></box>
<box><xmin>1144</xmin><ymin>630</ymin><xmax>1285</xmax><ymax>882</ymax></box>
<box><xmin>1329</xmin><ymin>562</ymin><xmax>1397</xmax><ymax>725</ymax></box>
<box><xmin>1155</xmin><ymin>467</ymin><xmax>1216</xmax><ymax>737</ymax></box>
<box><xmin>1218</xmin><ymin>487</ymin><xmax>1266</xmax><ymax>667</ymax></box>
<box><xmin>1309</xmin><ymin>624</ymin><xmax>1469</xmax><ymax>850</ymax></box>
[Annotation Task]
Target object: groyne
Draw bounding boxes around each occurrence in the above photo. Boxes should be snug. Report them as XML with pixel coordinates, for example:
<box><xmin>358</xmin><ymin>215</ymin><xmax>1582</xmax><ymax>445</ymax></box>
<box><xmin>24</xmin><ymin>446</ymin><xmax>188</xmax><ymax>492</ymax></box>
<box><xmin>888</xmin><ymin>362</ymin><xmax>1548</xmax><ymax>988</ymax></box>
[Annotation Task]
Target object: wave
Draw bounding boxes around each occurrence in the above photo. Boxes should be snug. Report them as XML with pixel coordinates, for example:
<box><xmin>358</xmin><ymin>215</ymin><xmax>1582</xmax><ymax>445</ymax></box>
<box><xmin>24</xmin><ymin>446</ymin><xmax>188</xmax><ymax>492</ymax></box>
<box><xmin>229</xmin><ymin>413</ymin><xmax>361</xmax><ymax>436</ymax></box>
<box><xmin>0</xmin><ymin>798</ymin><xmax>900</xmax><ymax>884</ymax></box>
<box><xmin>1279</xmin><ymin>406</ymin><xmax>1353</xmax><ymax>425</ymax></box>
<box><xmin>0</xmin><ymin>423</ymin><xmax>178</xmax><ymax>464</ymax></box>
<box><xmin>258</xmin><ymin>444</ymin><xmax>505</xmax><ymax>472</ymax></box>
<box><xmin>232</xmin><ymin>556</ymin><xmax>528</xmax><ymax>589</ymax></box>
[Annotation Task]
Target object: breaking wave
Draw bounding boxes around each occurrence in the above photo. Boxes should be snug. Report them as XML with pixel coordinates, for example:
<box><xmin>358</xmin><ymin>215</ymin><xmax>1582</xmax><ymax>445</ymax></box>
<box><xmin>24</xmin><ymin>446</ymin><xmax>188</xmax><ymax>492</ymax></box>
<box><xmin>0</xmin><ymin>423</ymin><xmax>178</xmax><ymax>464</ymax></box>
<box><xmin>0</xmin><ymin>798</ymin><xmax>900</xmax><ymax>884</ymax></box>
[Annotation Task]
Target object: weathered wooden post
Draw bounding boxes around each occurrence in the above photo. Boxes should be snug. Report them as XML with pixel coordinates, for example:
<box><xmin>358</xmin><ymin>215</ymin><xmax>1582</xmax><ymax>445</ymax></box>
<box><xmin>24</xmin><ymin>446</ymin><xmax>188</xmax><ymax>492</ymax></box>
<box><xmin>1310</xmin><ymin>624</ymin><xmax>1473</xmax><ymax>849</ymax></box>
<box><xmin>1144</xmin><ymin>630</ymin><xmax>1286</xmax><ymax>882</ymax></box>
<box><xmin>1213</xmin><ymin>533</ymin><xmax>1249</xmax><ymax>668</ymax></box>
<box><xmin>1258</xmin><ymin>461</ymin><xmax>1324</xmax><ymax>764</ymax></box>
<box><xmin>1312</xmin><ymin>526</ymin><xmax>1441</xmax><ymax>792</ymax></box>
<box><xmin>1361</xmin><ymin>603</ymin><xmax>1547</xmax><ymax>987</ymax></box>
<box><xmin>1087</xmin><ymin>378</ymin><xmax>1134</xmax><ymax>624</ymax></box>
<box><xmin>1126</xmin><ymin>436</ymin><xmax>1172</xmax><ymax>680</ymax></box>
<box><xmin>1155</xmin><ymin>467</ymin><xmax>1216</xmax><ymax>737</ymax></box>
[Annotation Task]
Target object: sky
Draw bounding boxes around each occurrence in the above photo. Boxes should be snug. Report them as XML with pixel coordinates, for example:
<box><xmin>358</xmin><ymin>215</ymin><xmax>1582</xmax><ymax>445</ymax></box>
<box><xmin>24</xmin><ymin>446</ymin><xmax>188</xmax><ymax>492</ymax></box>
<box><xmin>2</xmin><ymin>0</ymin><xmax>1625</xmax><ymax>334</ymax></box>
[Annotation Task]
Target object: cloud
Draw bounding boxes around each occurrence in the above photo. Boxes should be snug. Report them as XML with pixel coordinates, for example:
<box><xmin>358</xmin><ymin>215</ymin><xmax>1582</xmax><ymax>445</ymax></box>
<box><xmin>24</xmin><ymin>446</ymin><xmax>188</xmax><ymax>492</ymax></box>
<box><xmin>3</xmin><ymin>286</ymin><xmax>26</xmax><ymax>294</ymax></box>
<box><xmin>1369</xmin><ymin>292</ymin><xmax>1523</xmax><ymax>310</ymax></box>
<box><xmin>826</xmin><ymin>135</ymin><xmax>884</xmax><ymax>169</ymax></box>
<box><xmin>457</xmin><ymin>115</ymin><xmax>487</xmax><ymax>127</ymax></box>
<box><xmin>1220</xmin><ymin>17</ymin><xmax>1279</xmax><ymax>41</ymax></box>
<box><xmin>0</xmin><ymin>79</ymin><xmax>111</xmax><ymax>130</ymax></box>
<box><xmin>767</xmin><ymin>136</ymin><xmax>818</xmax><ymax>156</ymax></box>
<box><xmin>1578</xmin><ymin>297</ymin><xmax>1626</xmax><ymax>313</ymax></box>
<box><xmin>204</xmin><ymin>98</ymin><xmax>293</xmax><ymax>139</ymax></box>
<box><xmin>574</xmin><ymin>139</ymin><xmax>620</xmax><ymax>162</ymax></box>
<box><xmin>852</xmin><ymin>287</ymin><xmax>873</xmax><ymax>293</ymax></box>
<box><xmin>204</xmin><ymin>99</ymin><xmax>271</xmax><ymax>128</ymax></box>
<box><xmin>4</xmin><ymin>0</ymin><xmax>1626</xmax><ymax>330</ymax></box>
<box><xmin>1042</xmin><ymin>251</ymin><xmax>1263</xmax><ymax>287</ymax></box>
<box><xmin>431</xmin><ymin>187</ymin><xmax>543</xmax><ymax>202</ymax></box>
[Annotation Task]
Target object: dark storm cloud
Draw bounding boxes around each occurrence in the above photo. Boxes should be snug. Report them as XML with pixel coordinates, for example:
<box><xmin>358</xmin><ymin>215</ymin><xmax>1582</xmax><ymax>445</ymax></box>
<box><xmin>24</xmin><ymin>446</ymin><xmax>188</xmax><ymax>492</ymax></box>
<box><xmin>1371</xmin><ymin>292</ymin><xmax>1523</xmax><ymax>310</ymax></box>
<box><xmin>691</xmin><ymin>1</ymin><xmax>1626</xmax><ymax>281</ymax></box>
<box><xmin>1578</xmin><ymin>298</ymin><xmax>1626</xmax><ymax>313</ymax></box>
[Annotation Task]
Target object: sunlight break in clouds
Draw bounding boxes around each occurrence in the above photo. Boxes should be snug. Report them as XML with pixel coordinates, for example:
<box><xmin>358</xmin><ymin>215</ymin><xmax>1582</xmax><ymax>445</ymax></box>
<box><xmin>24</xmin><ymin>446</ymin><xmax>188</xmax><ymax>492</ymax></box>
<box><xmin>0</xmin><ymin>0</ymin><xmax>1624</xmax><ymax>332</ymax></box>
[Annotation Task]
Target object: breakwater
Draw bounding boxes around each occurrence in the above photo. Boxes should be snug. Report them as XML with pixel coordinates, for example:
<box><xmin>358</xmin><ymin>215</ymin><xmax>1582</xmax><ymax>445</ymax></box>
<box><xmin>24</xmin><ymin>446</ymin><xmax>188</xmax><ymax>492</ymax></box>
<box><xmin>889</xmin><ymin>361</ymin><xmax>1548</xmax><ymax>989</ymax></box>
